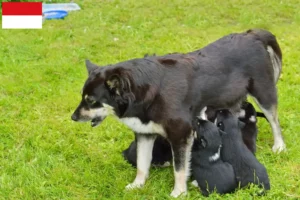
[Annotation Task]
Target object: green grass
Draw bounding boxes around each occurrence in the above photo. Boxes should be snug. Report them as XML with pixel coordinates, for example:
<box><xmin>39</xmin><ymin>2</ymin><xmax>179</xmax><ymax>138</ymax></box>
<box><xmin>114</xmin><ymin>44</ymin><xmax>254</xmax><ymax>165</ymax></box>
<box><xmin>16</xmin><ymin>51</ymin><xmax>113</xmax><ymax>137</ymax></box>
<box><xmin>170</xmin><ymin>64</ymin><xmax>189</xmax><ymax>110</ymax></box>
<box><xmin>1</xmin><ymin>0</ymin><xmax>300</xmax><ymax>199</ymax></box>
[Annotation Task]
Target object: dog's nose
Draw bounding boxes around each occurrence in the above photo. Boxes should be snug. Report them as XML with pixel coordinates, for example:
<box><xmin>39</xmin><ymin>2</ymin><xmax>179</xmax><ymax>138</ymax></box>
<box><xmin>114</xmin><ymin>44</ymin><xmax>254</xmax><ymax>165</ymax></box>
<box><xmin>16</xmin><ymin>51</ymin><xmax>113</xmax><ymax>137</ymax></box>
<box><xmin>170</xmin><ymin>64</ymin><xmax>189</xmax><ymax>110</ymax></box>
<box><xmin>71</xmin><ymin>114</ymin><xmax>78</xmax><ymax>121</ymax></box>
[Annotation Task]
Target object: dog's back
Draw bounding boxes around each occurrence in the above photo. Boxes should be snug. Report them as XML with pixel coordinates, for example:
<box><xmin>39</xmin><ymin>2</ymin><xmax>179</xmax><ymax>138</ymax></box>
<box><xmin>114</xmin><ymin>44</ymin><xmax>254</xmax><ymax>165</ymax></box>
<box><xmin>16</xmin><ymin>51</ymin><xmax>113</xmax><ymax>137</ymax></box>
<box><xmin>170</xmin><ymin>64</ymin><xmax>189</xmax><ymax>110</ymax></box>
<box><xmin>192</xmin><ymin>119</ymin><xmax>237</xmax><ymax>196</ymax></box>
<box><xmin>216</xmin><ymin>110</ymin><xmax>270</xmax><ymax>191</ymax></box>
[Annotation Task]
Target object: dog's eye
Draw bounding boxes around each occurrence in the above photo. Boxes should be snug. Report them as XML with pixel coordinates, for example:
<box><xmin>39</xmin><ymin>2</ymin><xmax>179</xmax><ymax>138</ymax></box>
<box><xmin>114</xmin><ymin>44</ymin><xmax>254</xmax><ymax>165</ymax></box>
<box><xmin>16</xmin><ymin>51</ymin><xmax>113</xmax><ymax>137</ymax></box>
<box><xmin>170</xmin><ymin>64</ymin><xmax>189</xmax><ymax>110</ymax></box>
<box><xmin>86</xmin><ymin>97</ymin><xmax>97</xmax><ymax>105</ymax></box>
<box><xmin>217</xmin><ymin>122</ymin><xmax>225</xmax><ymax>131</ymax></box>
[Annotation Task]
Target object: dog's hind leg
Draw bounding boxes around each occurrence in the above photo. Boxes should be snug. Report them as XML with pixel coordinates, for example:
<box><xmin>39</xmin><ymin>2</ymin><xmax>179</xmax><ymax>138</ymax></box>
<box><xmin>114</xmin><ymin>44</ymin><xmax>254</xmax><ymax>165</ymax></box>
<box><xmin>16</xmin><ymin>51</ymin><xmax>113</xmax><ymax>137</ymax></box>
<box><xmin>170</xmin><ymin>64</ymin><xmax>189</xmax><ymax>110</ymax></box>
<box><xmin>249</xmin><ymin>84</ymin><xmax>286</xmax><ymax>153</ymax></box>
<box><xmin>125</xmin><ymin>134</ymin><xmax>156</xmax><ymax>189</ymax></box>
<box><xmin>170</xmin><ymin>133</ymin><xmax>194</xmax><ymax>197</ymax></box>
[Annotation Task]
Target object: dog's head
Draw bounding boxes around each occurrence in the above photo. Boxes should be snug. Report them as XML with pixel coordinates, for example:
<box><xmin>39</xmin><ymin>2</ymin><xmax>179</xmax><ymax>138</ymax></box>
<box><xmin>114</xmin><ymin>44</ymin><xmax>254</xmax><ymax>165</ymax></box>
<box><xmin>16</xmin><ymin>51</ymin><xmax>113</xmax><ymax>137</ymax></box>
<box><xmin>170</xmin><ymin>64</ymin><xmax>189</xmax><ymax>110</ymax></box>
<box><xmin>238</xmin><ymin>101</ymin><xmax>257</xmax><ymax>124</ymax></box>
<box><xmin>71</xmin><ymin>60</ymin><xmax>135</xmax><ymax>127</ymax></box>
<box><xmin>215</xmin><ymin>109</ymin><xmax>245</xmax><ymax>134</ymax></box>
<box><xmin>192</xmin><ymin>118</ymin><xmax>222</xmax><ymax>151</ymax></box>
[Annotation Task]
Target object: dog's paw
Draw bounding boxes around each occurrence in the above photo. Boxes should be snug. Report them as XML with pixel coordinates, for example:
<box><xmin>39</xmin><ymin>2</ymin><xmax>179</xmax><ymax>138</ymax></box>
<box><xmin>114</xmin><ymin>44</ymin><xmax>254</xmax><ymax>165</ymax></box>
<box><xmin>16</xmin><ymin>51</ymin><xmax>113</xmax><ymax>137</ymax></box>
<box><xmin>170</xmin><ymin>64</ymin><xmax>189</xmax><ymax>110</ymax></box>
<box><xmin>191</xmin><ymin>180</ymin><xmax>198</xmax><ymax>187</ymax></box>
<box><xmin>272</xmin><ymin>142</ymin><xmax>286</xmax><ymax>153</ymax></box>
<box><xmin>170</xmin><ymin>188</ymin><xmax>187</xmax><ymax>198</ymax></box>
<box><xmin>125</xmin><ymin>182</ymin><xmax>144</xmax><ymax>190</ymax></box>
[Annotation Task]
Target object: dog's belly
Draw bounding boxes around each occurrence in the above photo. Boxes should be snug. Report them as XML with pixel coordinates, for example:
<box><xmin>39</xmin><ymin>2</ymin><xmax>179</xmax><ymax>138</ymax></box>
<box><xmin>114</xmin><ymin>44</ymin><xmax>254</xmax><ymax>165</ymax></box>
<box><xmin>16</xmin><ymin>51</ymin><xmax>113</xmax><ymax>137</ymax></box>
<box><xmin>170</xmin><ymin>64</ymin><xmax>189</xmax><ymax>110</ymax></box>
<box><xmin>120</xmin><ymin>117</ymin><xmax>166</xmax><ymax>136</ymax></box>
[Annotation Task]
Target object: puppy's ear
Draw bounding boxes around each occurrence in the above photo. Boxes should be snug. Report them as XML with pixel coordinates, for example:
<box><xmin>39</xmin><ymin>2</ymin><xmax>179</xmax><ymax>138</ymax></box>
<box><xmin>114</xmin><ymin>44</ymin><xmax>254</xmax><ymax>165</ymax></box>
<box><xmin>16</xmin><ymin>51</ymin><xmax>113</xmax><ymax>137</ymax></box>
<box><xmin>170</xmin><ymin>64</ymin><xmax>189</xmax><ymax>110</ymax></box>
<box><xmin>85</xmin><ymin>59</ymin><xmax>99</xmax><ymax>75</ymax></box>
<box><xmin>238</xmin><ymin>121</ymin><xmax>246</xmax><ymax>129</ymax></box>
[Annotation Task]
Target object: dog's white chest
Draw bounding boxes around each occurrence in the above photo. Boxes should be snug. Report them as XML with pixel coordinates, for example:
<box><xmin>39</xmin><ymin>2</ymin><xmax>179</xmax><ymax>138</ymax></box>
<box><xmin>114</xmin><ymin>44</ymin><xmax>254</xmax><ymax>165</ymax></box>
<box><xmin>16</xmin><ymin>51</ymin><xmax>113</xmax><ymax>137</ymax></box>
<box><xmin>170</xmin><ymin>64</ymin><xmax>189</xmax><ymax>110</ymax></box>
<box><xmin>120</xmin><ymin>117</ymin><xmax>166</xmax><ymax>136</ymax></box>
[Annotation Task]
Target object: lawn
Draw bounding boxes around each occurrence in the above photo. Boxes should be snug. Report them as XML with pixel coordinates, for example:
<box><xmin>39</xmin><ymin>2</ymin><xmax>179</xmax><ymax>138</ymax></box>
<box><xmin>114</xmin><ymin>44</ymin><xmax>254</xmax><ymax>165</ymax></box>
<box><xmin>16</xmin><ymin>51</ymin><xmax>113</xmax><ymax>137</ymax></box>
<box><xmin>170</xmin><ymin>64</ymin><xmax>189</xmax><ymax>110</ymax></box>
<box><xmin>0</xmin><ymin>0</ymin><xmax>300</xmax><ymax>199</ymax></box>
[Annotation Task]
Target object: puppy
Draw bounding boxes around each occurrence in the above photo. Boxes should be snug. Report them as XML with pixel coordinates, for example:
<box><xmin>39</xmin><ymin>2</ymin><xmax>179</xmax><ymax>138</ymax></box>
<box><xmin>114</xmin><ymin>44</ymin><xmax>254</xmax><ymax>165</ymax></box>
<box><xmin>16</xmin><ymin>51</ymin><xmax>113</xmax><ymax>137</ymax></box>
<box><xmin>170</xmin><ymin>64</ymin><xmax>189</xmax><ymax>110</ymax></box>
<box><xmin>216</xmin><ymin>110</ymin><xmax>270</xmax><ymax>191</ymax></box>
<box><xmin>191</xmin><ymin>118</ymin><xmax>237</xmax><ymax>196</ymax></box>
<box><xmin>123</xmin><ymin>134</ymin><xmax>172</xmax><ymax>167</ymax></box>
<box><xmin>238</xmin><ymin>101</ymin><xmax>265</xmax><ymax>154</ymax></box>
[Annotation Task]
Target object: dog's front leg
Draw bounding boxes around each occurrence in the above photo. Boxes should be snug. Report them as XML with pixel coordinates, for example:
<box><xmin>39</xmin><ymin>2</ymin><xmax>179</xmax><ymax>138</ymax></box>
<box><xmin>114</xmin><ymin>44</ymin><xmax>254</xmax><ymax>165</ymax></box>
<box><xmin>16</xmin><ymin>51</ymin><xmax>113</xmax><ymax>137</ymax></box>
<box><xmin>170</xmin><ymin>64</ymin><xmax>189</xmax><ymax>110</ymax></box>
<box><xmin>126</xmin><ymin>134</ymin><xmax>156</xmax><ymax>189</ymax></box>
<box><xmin>170</xmin><ymin>134</ymin><xmax>194</xmax><ymax>197</ymax></box>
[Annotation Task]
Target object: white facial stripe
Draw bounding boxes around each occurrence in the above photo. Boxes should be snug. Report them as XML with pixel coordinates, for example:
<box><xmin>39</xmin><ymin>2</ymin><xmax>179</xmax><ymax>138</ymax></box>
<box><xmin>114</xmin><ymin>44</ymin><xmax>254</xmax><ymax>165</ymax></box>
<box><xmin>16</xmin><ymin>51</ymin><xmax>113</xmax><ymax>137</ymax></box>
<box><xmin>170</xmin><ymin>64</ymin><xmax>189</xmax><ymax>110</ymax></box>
<box><xmin>209</xmin><ymin>145</ymin><xmax>222</xmax><ymax>162</ymax></box>
<box><xmin>80</xmin><ymin>103</ymin><xmax>115</xmax><ymax>119</ymax></box>
<box><xmin>120</xmin><ymin>117</ymin><xmax>166</xmax><ymax>137</ymax></box>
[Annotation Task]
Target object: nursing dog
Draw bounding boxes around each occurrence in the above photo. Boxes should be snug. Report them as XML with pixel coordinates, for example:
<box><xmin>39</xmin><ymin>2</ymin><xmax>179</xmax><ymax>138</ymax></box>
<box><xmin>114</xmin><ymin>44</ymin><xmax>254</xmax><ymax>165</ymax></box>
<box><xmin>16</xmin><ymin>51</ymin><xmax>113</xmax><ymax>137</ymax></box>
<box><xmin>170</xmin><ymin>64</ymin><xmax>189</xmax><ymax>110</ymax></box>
<box><xmin>216</xmin><ymin>110</ymin><xmax>270</xmax><ymax>191</ymax></box>
<box><xmin>71</xmin><ymin>29</ymin><xmax>284</xmax><ymax>197</ymax></box>
<box><xmin>191</xmin><ymin>118</ymin><xmax>237</xmax><ymax>196</ymax></box>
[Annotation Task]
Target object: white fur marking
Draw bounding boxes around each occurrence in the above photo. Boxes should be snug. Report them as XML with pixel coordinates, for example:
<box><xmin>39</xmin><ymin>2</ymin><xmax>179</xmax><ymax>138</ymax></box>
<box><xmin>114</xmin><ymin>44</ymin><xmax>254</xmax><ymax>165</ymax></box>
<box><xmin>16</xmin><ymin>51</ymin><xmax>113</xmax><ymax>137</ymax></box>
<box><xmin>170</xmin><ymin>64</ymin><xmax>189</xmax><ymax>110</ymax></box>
<box><xmin>267</xmin><ymin>45</ymin><xmax>282</xmax><ymax>82</ymax></box>
<box><xmin>239</xmin><ymin>109</ymin><xmax>246</xmax><ymax>118</ymax></box>
<box><xmin>80</xmin><ymin>103</ymin><xmax>115</xmax><ymax>120</ymax></box>
<box><xmin>126</xmin><ymin>136</ymin><xmax>155</xmax><ymax>189</ymax></box>
<box><xmin>191</xmin><ymin>180</ymin><xmax>199</xmax><ymax>187</ymax></box>
<box><xmin>249</xmin><ymin>115</ymin><xmax>256</xmax><ymax>123</ymax></box>
<box><xmin>209</xmin><ymin>145</ymin><xmax>221</xmax><ymax>162</ymax></box>
<box><xmin>193</xmin><ymin>130</ymin><xmax>197</xmax><ymax>139</ymax></box>
<box><xmin>251</xmin><ymin>96</ymin><xmax>286</xmax><ymax>153</ymax></box>
<box><xmin>171</xmin><ymin>170</ymin><xmax>187</xmax><ymax>197</ymax></box>
<box><xmin>170</xmin><ymin>134</ymin><xmax>194</xmax><ymax>197</ymax></box>
<box><xmin>120</xmin><ymin>117</ymin><xmax>166</xmax><ymax>137</ymax></box>
<box><xmin>199</xmin><ymin>107</ymin><xmax>208</xmax><ymax>120</ymax></box>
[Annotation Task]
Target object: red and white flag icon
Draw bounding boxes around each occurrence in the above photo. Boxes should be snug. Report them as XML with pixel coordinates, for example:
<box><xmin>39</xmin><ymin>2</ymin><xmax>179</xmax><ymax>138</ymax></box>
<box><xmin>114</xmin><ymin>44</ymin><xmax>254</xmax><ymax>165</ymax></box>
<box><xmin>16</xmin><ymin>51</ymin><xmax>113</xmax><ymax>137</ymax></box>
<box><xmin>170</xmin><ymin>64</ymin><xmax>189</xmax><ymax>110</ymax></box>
<box><xmin>2</xmin><ymin>2</ymin><xmax>42</xmax><ymax>29</ymax></box>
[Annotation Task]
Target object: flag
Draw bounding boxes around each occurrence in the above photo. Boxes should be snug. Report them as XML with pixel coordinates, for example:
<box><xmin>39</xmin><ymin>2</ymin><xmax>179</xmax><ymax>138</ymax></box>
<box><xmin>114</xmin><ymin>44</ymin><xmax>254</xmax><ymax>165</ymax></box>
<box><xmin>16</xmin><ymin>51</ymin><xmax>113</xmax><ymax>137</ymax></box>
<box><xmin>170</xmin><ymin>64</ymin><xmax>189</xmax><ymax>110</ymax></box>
<box><xmin>2</xmin><ymin>2</ymin><xmax>42</xmax><ymax>29</ymax></box>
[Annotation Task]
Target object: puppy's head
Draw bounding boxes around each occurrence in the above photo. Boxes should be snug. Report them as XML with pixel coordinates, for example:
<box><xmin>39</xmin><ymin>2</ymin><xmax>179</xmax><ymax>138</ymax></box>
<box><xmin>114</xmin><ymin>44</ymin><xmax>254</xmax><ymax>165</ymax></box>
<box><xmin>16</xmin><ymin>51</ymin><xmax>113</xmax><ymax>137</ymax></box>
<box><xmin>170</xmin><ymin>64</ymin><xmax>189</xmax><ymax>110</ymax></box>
<box><xmin>71</xmin><ymin>60</ymin><xmax>134</xmax><ymax>127</ymax></box>
<box><xmin>192</xmin><ymin>118</ymin><xmax>222</xmax><ymax>151</ymax></box>
<box><xmin>238</xmin><ymin>101</ymin><xmax>257</xmax><ymax>124</ymax></box>
<box><xmin>215</xmin><ymin>109</ymin><xmax>245</xmax><ymax>134</ymax></box>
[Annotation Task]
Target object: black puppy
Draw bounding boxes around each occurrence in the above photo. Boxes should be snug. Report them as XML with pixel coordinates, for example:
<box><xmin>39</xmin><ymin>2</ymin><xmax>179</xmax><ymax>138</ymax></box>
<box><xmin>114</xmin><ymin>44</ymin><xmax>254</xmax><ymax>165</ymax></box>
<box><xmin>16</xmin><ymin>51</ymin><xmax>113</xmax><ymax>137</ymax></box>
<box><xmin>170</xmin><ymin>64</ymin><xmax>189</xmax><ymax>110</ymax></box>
<box><xmin>191</xmin><ymin>118</ymin><xmax>237</xmax><ymax>196</ymax></box>
<box><xmin>216</xmin><ymin>110</ymin><xmax>270</xmax><ymax>191</ymax></box>
<box><xmin>238</xmin><ymin>101</ymin><xmax>265</xmax><ymax>154</ymax></box>
<box><xmin>207</xmin><ymin>101</ymin><xmax>266</xmax><ymax>154</ymax></box>
<box><xmin>122</xmin><ymin>134</ymin><xmax>172</xmax><ymax>167</ymax></box>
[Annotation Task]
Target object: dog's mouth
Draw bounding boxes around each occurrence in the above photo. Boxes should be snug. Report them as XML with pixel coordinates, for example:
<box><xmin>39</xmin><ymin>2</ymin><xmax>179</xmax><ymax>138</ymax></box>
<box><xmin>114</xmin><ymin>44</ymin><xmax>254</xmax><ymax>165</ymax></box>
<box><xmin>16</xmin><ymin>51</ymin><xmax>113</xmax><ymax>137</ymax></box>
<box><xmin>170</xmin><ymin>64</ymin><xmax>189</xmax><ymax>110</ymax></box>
<box><xmin>91</xmin><ymin>117</ymin><xmax>104</xmax><ymax>127</ymax></box>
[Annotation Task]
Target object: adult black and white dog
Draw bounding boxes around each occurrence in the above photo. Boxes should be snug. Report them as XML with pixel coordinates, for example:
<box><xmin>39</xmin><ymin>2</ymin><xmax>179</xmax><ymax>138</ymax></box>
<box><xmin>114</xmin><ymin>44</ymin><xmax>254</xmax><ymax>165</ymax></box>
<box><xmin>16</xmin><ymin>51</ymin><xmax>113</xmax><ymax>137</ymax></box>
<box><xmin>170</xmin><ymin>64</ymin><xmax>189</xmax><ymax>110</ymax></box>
<box><xmin>216</xmin><ymin>109</ymin><xmax>270</xmax><ymax>191</ymax></box>
<box><xmin>191</xmin><ymin>118</ymin><xmax>237</xmax><ymax>196</ymax></box>
<box><xmin>71</xmin><ymin>29</ymin><xmax>284</xmax><ymax>197</ymax></box>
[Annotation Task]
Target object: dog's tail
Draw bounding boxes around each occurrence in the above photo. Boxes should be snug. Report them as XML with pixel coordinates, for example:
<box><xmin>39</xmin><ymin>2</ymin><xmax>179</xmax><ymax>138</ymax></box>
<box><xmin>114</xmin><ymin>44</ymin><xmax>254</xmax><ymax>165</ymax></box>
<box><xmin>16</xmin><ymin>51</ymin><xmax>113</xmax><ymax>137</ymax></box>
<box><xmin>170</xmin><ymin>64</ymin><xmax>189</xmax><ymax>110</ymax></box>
<box><xmin>247</xmin><ymin>29</ymin><xmax>282</xmax><ymax>83</ymax></box>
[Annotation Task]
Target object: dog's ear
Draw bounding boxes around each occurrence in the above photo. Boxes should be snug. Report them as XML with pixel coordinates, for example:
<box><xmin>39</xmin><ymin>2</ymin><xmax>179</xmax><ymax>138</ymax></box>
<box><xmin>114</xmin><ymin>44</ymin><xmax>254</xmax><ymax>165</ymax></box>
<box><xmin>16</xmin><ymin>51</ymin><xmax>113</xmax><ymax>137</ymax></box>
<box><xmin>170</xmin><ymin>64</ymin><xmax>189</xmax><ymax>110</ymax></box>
<box><xmin>85</xmin><ymin>59</ymin><xmax>99</xmax><ymax>75</ymax></box>
<box><xmin>106</xmin><ymin>74</ymin><xmax>121</xmax><ymax>95</ymax></box>
<box><xmin>106</xmin><ymin>72</ymin><xmax>135</xmax><ymax>105</ymax></box>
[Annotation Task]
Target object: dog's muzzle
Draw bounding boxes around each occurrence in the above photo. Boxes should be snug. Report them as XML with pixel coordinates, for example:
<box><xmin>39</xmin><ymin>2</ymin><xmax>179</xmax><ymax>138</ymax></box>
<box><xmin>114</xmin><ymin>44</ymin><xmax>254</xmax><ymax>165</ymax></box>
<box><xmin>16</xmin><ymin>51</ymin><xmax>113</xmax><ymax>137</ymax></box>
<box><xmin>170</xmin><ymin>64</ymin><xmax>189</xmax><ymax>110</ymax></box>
<box><xmin>71</xmin><ymin>113</ymin><xmax>104</xmax><ymax>127</ymax></box>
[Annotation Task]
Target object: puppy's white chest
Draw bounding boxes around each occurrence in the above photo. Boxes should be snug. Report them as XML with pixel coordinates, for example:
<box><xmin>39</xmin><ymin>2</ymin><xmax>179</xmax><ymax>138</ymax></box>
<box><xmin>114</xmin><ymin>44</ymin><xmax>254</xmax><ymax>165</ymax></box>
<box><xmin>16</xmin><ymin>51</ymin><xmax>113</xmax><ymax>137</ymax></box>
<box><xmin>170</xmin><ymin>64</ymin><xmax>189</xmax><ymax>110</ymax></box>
<box><xmin>120</xmin><ymin>117</ymin><xmax>166</xmax><ymax>136</ymax></box>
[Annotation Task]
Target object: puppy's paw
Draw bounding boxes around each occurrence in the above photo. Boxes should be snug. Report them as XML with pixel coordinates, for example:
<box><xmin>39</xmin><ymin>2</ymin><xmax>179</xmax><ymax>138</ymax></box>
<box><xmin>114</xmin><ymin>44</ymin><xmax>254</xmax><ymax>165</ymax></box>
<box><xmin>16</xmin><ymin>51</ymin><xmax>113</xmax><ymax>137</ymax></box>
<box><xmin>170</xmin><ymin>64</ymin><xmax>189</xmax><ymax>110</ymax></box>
<box><xmin>125</xmin><ymin>182</ymin><xmax>144</xmax><ymax>190</ymax></box>
<box><xmin>170</xmin><ymin>188</ymin><xmax>187</xmax><ymax>198</ymax></box>
<box><xmin>272</xmin><ymin>142</ymin><xmax>286</xmax><ymax>153</ymax></box>
<box><xmin>191</xmin><ymin>180</ymin><xmax>198</xmax><ymax>187</ymax></box>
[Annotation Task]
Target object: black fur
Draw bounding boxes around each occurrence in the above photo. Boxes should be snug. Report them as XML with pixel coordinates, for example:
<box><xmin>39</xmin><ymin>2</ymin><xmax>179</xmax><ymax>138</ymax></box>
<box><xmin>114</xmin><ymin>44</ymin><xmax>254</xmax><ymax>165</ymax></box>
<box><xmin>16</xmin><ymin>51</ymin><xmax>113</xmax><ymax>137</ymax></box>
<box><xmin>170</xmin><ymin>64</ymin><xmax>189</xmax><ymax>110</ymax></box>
<box><xmin>191</xmin><ymin>118</ymin><xmax>237</xmax><ymax>196</ymax></box>
<box><xmin>216</xmin><ymin>110</ymin><xmax>270</xmax><ymax>191</ymax></box>
<box><xmin>122</xmin><ymin>135</ymin><xmax>172</xmax><ymax>167</ymax></box>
